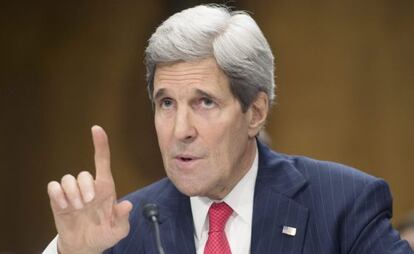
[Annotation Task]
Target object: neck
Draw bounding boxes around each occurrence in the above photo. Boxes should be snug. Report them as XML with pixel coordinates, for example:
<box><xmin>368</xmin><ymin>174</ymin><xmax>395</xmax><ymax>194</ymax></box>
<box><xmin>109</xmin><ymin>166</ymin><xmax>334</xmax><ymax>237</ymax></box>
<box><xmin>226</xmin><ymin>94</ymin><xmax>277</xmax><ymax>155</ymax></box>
<box><xmin>208</xmin><ymin>138</ymin><xmax>257</xmax><ymax>200</ymax></box>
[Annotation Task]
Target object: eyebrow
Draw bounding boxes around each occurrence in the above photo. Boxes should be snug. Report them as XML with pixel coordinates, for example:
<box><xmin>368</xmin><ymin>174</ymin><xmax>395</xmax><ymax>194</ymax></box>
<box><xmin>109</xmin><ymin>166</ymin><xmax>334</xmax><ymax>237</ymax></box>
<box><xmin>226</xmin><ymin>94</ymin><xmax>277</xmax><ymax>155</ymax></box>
<box><xmin>153</xmin><ymin>88</ymin><xmax>166</xmax><ymax>101</ymax></box>
<box><xmin>194</xmin><ymin>89</ymin><xmax>216</xmax><ymax>100</ymax></box>
<box><xmin>154</xmin><ymin>88</ymin><xmax>217</xmax><ymax>100</ymax></box>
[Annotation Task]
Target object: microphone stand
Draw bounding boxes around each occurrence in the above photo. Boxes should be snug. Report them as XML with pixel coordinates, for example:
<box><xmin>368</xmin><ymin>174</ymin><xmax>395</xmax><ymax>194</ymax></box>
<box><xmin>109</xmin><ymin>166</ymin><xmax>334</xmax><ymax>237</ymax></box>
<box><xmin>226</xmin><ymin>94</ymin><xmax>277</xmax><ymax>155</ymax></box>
<box><xmin>143</xmin><ymin>203</ymin><xmax>166</xmax><ymax>254</ymax></box>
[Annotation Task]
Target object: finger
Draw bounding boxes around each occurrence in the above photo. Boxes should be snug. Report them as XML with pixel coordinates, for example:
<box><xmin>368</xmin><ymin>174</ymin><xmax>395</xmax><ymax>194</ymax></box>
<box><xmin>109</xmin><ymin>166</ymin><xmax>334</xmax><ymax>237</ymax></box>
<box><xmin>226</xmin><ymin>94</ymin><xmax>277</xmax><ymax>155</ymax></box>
<box><xmin>61</xmin><ymin>174</ymin><xmax>84</xmax><ymax>210</ymax></box>
<box><xmin>114</xmin><ymin>200</ymin><xmax>133</xmax><ymax>219</ymax></box>
<box><xmin>91</xmin><ymin>125</ymin><xmax>113</xmax><ymax>182</ymax></box>
<box><xmin>47</xmin><ymin>181</ymin><xmax>68</xmax><ymax>210</ymax></box>
<box><xmin>77</xmin><ymin>171</ymin><xmax>95</xmax><ymax>203</ymax></box>
<box><xmin>113</xmin><ymin>200</ymin><xmax>133</xmax><ymax>238</ymax></box>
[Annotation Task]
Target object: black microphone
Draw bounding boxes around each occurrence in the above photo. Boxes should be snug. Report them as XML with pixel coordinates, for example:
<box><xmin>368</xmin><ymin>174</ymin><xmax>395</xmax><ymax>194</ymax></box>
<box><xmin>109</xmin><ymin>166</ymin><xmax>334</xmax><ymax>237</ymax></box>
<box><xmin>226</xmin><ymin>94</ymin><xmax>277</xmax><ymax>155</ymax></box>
<box><xmin>143</xmin><ymin>203</ymin><xmax>165</xmax><ymax>254</ymax></box>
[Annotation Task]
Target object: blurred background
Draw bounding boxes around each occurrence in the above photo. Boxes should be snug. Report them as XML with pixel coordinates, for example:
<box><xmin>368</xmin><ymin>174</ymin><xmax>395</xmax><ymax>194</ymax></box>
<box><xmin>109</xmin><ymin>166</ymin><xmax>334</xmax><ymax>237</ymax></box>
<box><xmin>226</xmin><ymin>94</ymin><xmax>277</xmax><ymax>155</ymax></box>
<box><xmin>1</xmin><ymin>0</ymin><xmax>413</xmax><ymax>252</ymax></box>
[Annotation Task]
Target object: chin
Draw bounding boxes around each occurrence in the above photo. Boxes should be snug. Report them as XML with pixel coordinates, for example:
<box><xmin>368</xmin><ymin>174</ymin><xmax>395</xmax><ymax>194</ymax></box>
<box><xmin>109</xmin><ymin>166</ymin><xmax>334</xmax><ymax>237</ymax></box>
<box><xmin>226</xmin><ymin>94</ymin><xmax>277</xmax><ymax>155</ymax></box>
<box><xmin>167</xmin><ymin>172</ymin><xmax>203</xmax><ymax>196</ymax></box>
<box><xmin>172</xmin><ymin>180</ymin><xmax>207</xmax><ymax>197</ymax></box>
<box><xmin>176</xmin><ymin>186</ymin><xmax>202</xmax><ymax>197</ymax></box>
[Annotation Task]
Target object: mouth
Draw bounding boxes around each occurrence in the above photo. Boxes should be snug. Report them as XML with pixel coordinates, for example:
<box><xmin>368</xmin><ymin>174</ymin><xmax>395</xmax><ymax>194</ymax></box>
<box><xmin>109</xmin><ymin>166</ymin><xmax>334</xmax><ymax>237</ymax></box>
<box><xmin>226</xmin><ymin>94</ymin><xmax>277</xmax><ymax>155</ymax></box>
<box><xmin>179</xmin><ymin>157</ymin><xmax>193</xmax><ymax>162</ymax></box>
<box><xmin>173</xmin><ymin>154</ymin><xmax>202</xmax><ymax>169</ymax></box>
<box><xmin>175</xmin><ymin>155</ymin><xmax>199</xmax><ymax>162</ymax></box>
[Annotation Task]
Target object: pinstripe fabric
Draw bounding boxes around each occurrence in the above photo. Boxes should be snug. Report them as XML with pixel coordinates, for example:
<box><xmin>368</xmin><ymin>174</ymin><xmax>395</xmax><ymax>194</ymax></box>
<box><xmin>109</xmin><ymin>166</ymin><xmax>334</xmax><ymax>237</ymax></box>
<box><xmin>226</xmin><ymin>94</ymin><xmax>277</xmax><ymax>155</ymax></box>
<box><xmin>104</xmin><ymin>141</ymin><xmax>413</xmax><ymax>254</ymax></box>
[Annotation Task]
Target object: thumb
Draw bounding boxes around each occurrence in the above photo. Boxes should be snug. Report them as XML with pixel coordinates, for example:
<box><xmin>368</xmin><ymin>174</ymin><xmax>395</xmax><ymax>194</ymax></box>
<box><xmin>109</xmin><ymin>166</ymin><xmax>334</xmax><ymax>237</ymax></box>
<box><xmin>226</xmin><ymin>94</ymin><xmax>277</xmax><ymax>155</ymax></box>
<box><xmin>115</xmin><ymin>200</ymin><xmax>133</xmax><ymax>219</ymax></box>
<box><xmin>112</xmin><ymin>200</ymin><xmax>133</xmax><ymax>238</ymax></box>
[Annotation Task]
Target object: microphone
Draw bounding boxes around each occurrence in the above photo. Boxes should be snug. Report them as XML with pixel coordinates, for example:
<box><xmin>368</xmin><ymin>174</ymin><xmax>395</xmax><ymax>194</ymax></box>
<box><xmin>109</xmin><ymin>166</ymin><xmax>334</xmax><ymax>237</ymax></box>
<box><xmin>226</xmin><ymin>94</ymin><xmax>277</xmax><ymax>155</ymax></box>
<box><xmin>143</xmin><ymin>203</ymin><xmax>165</xmax><ymax>254</ymax></box>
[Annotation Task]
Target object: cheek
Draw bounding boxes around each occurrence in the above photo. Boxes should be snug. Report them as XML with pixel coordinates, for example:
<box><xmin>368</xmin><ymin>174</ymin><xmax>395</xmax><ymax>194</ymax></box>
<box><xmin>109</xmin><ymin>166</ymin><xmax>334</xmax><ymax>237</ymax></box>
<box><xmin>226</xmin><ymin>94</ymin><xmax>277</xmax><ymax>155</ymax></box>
<box><xmin>215</xmin><ymin>115</ymin><xmax>248</xmax><ymax>144</ymax></box>
<box><xmin>218</xmin><ymin>118</ymin><xmax>249</xmax><ymax>160</ymax></box>
<box><xmin>205</xmin><ymin>119</ymin><xmax>247</xmax><ymax>162</ymax></box>
<box><xmin>155</xmin><ymin>117</ymin><xmax>171</xmax><ymax>151</ymax></box>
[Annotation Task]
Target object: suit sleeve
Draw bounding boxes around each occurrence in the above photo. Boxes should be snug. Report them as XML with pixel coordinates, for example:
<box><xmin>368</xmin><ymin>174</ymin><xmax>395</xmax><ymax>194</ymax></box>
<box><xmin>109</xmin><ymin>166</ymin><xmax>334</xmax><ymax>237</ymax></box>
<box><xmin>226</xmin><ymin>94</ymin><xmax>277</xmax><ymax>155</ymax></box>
<box><xmin>342</xmin><ymin>179</ymin><xmax>413</xmax><ymax>254</ymax></box>
<box><xmin>42</xmin><ymin>235</ymin><xmax>58</xmax><ymax>254</ymax></box>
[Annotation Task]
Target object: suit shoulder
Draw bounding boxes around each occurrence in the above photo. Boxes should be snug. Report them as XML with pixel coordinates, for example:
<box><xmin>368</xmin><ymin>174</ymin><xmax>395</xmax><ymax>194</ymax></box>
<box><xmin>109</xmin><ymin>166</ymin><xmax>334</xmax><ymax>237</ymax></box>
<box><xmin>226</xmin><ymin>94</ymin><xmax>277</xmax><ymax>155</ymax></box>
<box><xmin>257</xmin><ymin>141</ymin><xmax>385</xmax><ymax>195</ymax></box>
<box><xmin>120</xmin><ymin>177</ymin><xmax>174</xmax><ymax>205</ymax></box>
<box><xmin>286</xmin><ymin>154</ymin><xmax>380</xmax><ymax>186</ymax></box>
<box><xmin>272</xmin><ymin>151</ymin><xmax>384</xmax><ymax>190</ymax></box>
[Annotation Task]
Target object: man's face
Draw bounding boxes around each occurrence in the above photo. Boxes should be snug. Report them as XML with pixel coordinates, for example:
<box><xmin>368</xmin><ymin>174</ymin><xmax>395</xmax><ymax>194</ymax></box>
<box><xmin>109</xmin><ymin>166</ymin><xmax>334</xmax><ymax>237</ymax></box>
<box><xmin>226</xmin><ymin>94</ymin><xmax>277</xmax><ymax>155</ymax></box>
<box><xmin>153</xmin><ymin>58</ymin><xmax>257</xmax><ymax>200</ymax></box>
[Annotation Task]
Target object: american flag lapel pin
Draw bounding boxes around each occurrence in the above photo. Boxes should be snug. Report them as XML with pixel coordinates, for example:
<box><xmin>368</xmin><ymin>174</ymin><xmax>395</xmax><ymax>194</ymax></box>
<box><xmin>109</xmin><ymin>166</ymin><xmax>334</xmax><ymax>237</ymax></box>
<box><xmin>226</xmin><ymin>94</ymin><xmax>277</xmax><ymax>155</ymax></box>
<box><xmin>282</xmin><ymin>226</ymin><xmax>297</xmax><ymax>236</ymax></box>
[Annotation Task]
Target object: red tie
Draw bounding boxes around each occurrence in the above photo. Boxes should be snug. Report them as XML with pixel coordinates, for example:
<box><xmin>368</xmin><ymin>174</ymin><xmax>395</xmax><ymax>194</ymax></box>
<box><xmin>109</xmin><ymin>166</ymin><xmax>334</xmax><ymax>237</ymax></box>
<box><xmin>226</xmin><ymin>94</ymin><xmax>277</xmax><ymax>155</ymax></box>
<box><xmin>204</xmin><ymin>202</ymin><xmax>233</xmax><ymax>254</ymax></box>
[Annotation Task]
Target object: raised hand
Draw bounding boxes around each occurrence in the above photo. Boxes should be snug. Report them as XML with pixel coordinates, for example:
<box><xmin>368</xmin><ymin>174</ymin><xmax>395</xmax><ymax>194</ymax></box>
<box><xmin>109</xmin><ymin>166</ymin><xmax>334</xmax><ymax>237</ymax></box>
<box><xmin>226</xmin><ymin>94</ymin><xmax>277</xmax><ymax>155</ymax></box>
<box><xmin>47</xmin><ymin>126</ymin><xmax>133</xmax><ymax>254</ymax></box>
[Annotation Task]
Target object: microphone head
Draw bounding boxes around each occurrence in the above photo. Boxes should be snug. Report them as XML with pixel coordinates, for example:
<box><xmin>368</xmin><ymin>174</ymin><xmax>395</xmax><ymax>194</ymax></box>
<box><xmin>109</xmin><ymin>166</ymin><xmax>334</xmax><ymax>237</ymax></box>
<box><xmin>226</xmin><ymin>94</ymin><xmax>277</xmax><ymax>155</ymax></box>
<box><xmin>143</xmin><ymin>203</ymin><xmax>159</xmax><ymax>220</ymax></box>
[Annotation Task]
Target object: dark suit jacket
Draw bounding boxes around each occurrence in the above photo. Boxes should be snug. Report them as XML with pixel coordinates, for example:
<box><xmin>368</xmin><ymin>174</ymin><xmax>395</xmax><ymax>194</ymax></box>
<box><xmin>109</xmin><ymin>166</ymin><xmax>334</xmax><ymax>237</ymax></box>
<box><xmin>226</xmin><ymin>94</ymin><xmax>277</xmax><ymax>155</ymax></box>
<box><xmin>105</xmin><ymin>141</ymin><xmax>413</xmax><ymax>253</ymax></box>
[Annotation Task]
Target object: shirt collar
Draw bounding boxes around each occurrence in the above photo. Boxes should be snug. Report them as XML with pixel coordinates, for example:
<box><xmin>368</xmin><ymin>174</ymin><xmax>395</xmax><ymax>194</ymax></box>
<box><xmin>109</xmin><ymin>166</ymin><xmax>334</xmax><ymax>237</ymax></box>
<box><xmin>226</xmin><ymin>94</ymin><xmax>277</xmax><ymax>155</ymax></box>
<box><xmin>190</xmin><ymin>144</ymin><xmax>259</xmax><ymax>240</ymax></box>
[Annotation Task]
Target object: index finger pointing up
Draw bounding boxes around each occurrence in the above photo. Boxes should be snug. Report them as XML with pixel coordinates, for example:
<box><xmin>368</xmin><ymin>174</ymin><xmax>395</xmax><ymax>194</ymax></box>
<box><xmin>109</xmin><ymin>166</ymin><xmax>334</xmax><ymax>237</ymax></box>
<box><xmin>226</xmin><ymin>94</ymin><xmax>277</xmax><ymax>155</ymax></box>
<box><xmin>91</xmin><ymin>125</ymin><xmax>113</xmax><ymax>182</ymax></box>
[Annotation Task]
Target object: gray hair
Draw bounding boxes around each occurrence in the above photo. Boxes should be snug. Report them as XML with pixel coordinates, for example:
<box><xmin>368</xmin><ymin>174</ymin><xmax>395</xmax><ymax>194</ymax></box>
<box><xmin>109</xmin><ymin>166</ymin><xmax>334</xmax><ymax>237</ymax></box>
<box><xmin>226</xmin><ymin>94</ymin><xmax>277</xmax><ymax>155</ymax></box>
<box><xmin>145</xmin><ymin>4</ymin><xmax>275</xmax><ymax>112</ymax></box>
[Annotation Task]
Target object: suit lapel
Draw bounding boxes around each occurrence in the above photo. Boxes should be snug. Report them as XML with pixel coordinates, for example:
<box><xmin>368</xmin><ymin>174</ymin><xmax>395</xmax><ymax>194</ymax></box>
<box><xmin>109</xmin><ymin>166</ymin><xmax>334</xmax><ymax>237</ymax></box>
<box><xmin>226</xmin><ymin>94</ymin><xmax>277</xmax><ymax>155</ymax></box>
<box><xmin>251</xmin><ymin>141</ymin><xmax>310</xmax><ymax>254</ymax></box>
<box><xmin>174</xmin><ymin>196</ymin><xmax>196</xmax><ymax>254</ymax></box>
<box><xmin>156</xmin><ymin>186</ymin><xmax>196</xmax><ymax>254</ymax></box>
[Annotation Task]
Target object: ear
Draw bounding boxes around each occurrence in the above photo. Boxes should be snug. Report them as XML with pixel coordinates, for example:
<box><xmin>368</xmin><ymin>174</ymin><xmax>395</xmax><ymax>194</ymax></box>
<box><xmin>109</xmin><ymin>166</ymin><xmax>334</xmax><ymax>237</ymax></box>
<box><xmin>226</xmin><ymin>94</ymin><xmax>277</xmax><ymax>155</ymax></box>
<box><xmin>247</xmin><ymin>92</ymin><xmax>269</xmax><ymax>138</ymax></box>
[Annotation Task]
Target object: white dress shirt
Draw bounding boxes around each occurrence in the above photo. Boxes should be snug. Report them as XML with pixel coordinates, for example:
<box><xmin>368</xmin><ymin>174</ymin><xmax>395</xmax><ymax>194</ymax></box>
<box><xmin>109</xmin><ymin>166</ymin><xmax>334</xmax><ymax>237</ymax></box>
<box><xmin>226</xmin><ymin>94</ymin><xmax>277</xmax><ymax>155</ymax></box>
<box><xmin>43</xmin><ymin>235</ymin><xmax>57</xmax><ymax>254</ymax></box>
<box><xmin>43</xmin><ymin>146</ymin><xmax>258</xmax><ymax>254</ymax></box>
<box><xmin>191</xmin><ymin>146</ymin><xmax>258</xmax><ymax>254</ymax></box>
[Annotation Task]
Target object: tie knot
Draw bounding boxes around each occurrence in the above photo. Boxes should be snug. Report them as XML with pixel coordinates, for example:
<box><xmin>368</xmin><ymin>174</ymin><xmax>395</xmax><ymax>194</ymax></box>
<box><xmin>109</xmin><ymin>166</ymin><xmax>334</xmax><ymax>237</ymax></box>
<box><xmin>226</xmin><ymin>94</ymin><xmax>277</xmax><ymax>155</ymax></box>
<box><xmin>208</xmin><ymin>202</ymin><xmax>233</xmax><ymax>232</ymax></box>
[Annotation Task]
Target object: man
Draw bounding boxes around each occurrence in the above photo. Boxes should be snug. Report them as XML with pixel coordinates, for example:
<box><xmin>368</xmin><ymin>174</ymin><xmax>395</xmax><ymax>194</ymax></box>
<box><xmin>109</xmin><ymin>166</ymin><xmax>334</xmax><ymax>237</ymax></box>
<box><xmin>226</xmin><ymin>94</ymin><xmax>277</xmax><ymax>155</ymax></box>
<box><xmin>44</xmin><ymin>4</ymin><xmax>413</xmax><ymax>254</ymax></box>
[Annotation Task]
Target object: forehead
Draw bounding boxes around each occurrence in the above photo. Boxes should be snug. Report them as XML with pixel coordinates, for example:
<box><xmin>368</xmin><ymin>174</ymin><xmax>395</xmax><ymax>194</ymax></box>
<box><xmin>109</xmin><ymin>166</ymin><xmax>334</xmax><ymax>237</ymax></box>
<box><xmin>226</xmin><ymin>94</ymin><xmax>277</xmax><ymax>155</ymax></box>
<box><xmin>153</xmin><ymin>58</ymin><xmax>231</xmax><ymax>95</ymax></box>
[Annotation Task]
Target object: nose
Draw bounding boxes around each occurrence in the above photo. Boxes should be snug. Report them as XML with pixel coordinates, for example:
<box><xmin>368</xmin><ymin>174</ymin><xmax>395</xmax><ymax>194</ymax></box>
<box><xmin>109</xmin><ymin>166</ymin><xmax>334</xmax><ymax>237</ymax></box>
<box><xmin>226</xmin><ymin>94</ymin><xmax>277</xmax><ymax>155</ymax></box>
<box><xmin>173</xmin><ymin>106</ymin><xmax>197</xmax><ymax>143</ymax></box>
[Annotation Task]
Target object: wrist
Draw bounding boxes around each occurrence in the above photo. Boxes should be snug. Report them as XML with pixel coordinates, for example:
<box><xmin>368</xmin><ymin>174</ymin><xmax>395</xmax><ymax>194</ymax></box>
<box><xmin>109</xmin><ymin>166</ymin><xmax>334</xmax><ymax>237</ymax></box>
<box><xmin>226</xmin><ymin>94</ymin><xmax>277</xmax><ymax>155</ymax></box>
<box><xmin>57</xmin><ymin>237</ymin><xmax>102</xmax><ymax>254</ymax></box>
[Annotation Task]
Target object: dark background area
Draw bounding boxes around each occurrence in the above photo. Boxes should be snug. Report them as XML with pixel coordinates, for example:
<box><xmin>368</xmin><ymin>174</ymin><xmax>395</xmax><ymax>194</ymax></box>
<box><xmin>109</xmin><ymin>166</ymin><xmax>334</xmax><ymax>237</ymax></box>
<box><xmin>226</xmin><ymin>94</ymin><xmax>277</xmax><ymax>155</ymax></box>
<box><xmin>1</xmin><ymin>0</ymin><xmax>413</xmax><ymax>252</ymax></box>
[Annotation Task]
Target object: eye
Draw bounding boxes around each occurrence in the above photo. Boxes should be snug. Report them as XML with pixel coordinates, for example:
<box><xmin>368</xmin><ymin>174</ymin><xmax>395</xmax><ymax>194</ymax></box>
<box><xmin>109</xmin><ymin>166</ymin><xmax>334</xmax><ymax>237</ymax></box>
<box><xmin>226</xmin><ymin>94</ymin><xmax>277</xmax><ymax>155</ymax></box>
<box><xmin>159</xmin><ymin>98</ymin><xmax>174</xmax><ymax>109</ymax></box>
<box><xmin>200</xmin><ymin>97</ymin><xmax>215</xmax><ymax>109</ymax></box>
